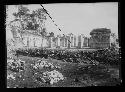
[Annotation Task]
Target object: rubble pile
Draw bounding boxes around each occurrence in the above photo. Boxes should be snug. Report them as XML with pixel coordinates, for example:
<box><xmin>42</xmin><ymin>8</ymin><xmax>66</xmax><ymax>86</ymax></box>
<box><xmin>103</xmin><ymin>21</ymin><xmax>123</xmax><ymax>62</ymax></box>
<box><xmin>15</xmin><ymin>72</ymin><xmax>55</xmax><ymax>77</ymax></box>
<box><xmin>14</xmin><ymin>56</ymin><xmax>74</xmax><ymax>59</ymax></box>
<box><xmin>42</xmin><ymin>70</ymin><xmax>65</xmax><ymax>85</ymax></box>
<box><xmin>32</xmin><ymin>60</ymin><xmax>65</xmax><ymax>85</ymax></box>
<box><xmin>34</xmin><ymin>70</ymin><xmax>65</xmax><ymax>85</ymax></box>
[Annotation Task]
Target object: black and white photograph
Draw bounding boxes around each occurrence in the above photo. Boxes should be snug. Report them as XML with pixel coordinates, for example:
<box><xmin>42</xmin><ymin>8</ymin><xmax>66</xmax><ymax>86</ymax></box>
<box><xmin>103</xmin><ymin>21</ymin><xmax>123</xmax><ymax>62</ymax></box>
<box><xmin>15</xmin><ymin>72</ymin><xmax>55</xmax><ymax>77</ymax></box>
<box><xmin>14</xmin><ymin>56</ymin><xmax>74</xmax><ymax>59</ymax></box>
<box><xmin>6</xmin><ymin>3</ymin><xmax>121</xmax><ymax>88</ymax></box>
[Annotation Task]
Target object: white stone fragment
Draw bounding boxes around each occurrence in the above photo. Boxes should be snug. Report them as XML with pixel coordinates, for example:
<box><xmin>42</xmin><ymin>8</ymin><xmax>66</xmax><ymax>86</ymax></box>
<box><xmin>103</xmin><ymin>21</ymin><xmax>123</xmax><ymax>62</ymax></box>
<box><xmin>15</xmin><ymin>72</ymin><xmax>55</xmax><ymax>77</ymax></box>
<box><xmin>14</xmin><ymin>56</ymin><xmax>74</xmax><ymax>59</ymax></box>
<box><xmin>42</xmin><ymin>70</ymin><xmax>64</xmax><ymax>85</ymax></box>
<box><xmin>7</xmin><ymin>73</ymin><xmax>15</xmax><ymax>80</ymax></box>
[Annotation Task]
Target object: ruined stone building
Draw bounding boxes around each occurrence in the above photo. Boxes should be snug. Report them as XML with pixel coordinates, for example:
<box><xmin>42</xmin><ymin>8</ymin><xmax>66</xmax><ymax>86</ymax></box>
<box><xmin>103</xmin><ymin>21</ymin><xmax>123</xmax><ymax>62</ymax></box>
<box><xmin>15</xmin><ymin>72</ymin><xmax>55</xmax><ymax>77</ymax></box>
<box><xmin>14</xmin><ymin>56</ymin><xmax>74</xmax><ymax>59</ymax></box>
<box><xmin>7</xmin><ymin>6</ymin><xmax>114</xmax><ymax>50</ymax></box>
<box><xmin>89</xmin><ymin>28</ymin><xmax>111</xmax><ymax>49</ymax></box>
<box><xmin>46</xmin><ymin>33</ymin><xmax>89</xmax><ymax>49</ymax></box>
<box><xmin>8</xmin><ymin>18</ymin><xmax>112</xmax><ymax>50</ymax></box>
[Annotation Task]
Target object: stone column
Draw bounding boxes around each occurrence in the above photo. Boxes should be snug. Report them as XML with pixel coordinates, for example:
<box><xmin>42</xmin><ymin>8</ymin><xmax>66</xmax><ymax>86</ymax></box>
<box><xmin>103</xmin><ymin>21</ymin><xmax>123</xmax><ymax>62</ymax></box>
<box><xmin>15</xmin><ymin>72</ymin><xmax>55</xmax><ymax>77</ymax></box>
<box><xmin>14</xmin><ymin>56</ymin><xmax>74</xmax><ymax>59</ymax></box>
<box><xmin>27</xmin><ymin>37</ymin><xmax>29</xmax><ymax>47</ymax></box>
<box><xmin>23</xmin><ymin>36</ymin><xmax>27</xmax><ymax>47</ymax></box>
<box><xmin>70</xmin><ymin>36</ymin><xmax>72</xmax><ymax>48</ymax></box>
<box><xmin>33</xmin><ymin>38</ymin><xmax>36</xmax><ymax>47</ymax></box>
<box><xmin>80</xmin><ymin>35</ymin><xmax>83</xmax><ymax>48</ymax></box>
<box><xmin>75</xmin><ymin>35</ymin><xmax>78</xmax><ymax>48</ymax></box>
<box><xmin>71</xmin><ymin>37</ymin><xmax>73</xmax><ymax>47</ymax></box>
<box><xmin>50</xmin><ymin>37</ymin><xmax>53</xmax><ymax>48</ymax></box>
<box><xmin>40</xmin><ymin>38</ymin><xmax>42</xmax><ymax>48</ymax></box>
<box><xmin>66</xmin><ymin>38</ymin><xmax>68</xmax><ymax>48</ymax></box>
<box><xmin>74</xmin><ymin>36</ymin><xmax>76</xmax><ymax>47</ymax></box>
<box><xmin>78</xmin><ymin>35</ymin><xmax>81</xmax><ymax>48</ymax></box>
<box><xmin>57</xmin><ymin>37</ymin><xmax>60</xmax><ymax>47</ymax></box>
<box><xmin>55</xmin><ymin>38</ymin><xmax>57</xmax><ymax>47</ymax></box>
<box><xmin>68</xmin><ymin>36</ymin><xmax>71</xmax><ymax>48</ymax></box>
<box><xmin>31</xmin><ymin>37</ymin><xmax>34</xmax><ymax>47</ymax></box>
<box><xmin>62</xmin><ymin>38</ymin><xmax>64</xmax><ymax>47</ymax></box>
<box><xmin>60</xmin><ymin>38</ymin><xmax>62</xmax><ymax>48</ymax></box>
<box><xmin>72</xmin><ymin>36</ymin><xmax>74</xmax><ymax>48</ymax></box>
<box><xmin>87</xmin><ymin>38</ymin><xmax>89</xmax><ymax>47</ymax></box>
<box><xmin>63</xmin><ymin>38</ymin><xmax>65</xmax><ymax>47</ymax></box>
<box><xmin>83</xmin><ymin>37</ymin><xmax>85</xmax><ymax>47</ymax></box>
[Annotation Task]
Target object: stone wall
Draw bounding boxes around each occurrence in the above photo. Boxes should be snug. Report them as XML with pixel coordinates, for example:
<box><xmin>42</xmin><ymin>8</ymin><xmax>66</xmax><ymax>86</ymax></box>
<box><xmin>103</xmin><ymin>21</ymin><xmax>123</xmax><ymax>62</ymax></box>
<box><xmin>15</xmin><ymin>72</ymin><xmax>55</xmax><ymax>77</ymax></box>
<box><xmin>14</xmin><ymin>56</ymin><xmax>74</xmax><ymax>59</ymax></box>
<box><xmin>89</xmin><ymin>28</ymin><xmax>111</xmax><ymax>49</ymax></box>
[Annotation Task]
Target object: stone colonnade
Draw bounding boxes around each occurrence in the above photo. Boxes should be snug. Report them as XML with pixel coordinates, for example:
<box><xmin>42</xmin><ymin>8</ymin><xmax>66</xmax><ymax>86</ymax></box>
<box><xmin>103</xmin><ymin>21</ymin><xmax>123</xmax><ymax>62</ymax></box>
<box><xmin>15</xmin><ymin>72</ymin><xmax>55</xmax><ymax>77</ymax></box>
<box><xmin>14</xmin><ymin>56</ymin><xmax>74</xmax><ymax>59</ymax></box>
<box><xmin>48</xmin><ymin>34</ymin><xmax>89</xmax><ymax>49</ymax></box>
<box><xmin>21</xmin><ymin>32</ymin><xmax>89</xmax><ymax>49</ymax></box>
<box><xmin>22</xmin><ymin>34</ymin><xmax>48</xmax><ymax>48</ymax></box>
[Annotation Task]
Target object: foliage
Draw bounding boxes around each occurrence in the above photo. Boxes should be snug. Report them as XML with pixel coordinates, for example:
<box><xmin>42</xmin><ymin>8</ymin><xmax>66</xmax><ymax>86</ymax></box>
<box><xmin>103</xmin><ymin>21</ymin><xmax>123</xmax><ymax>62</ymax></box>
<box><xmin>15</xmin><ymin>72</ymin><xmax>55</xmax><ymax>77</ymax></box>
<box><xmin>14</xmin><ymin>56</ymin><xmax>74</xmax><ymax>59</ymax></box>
<box><xmin>13</xmin><ymin>5</ymin><xmax>30</xmax><ymax>18</ymax></box>
<box><xmin>7</xmin><ymin>58</ymin><xmax>25</xmax><ymax>72</ymax></box>
<box><xmin>40</xmin><ymin>28</ymin><xmax>47</xmax><ymax>37</ymax></box>
<box><xmin>8</xmin><ymin>51</ymin><xmax>121</xmax><ymax>87</ymax></box>
<box><xmin>49</xmin><ymin>32</ymin><xmax>54</xmax><ymax>37</ymax></box>
<box><xmin>15</xmin><ymin>47</ymin><xmax>120</xmax><ymax>66</ymax></box>
<box><xmin>12</xmin><ymin>5</ymin><xmax>47</xmax><ymax>36</ymax></box>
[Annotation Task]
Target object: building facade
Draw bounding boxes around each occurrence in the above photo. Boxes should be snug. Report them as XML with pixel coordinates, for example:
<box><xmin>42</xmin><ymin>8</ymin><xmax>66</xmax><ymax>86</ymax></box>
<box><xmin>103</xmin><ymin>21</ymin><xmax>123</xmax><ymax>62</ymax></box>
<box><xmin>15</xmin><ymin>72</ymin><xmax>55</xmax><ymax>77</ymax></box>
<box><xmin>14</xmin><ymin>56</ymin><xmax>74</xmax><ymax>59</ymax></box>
<box><xmin>89</xmin><ymin>28</ymin><xmax>111</xmax><ymax>49</ymax></box>
<box><xmin>8</xmin><ymin>19</ymin><xmax>112</xmax><ymax>49</ymax></box>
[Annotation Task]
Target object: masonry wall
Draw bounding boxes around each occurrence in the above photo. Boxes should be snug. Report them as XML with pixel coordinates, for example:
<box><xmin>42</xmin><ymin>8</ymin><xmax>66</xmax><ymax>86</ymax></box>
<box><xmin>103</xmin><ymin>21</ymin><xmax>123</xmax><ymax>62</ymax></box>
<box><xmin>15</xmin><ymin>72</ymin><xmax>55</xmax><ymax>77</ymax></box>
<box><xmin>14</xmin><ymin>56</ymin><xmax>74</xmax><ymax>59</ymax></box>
<box><xmin>89</xmin><ymin>33</ymin><xmax>110</xmax><ymax>49</ymax></box>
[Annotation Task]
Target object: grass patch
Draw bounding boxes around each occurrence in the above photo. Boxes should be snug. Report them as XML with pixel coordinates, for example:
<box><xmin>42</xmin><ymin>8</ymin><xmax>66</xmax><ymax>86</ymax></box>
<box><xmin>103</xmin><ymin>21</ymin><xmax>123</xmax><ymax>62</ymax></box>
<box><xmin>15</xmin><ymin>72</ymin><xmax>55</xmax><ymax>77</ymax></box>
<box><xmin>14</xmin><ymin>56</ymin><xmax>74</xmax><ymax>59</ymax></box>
<box><xmin>7</xmin><ymin>55</ymin><xmax>121</xmax><ymax>87</ymax></box>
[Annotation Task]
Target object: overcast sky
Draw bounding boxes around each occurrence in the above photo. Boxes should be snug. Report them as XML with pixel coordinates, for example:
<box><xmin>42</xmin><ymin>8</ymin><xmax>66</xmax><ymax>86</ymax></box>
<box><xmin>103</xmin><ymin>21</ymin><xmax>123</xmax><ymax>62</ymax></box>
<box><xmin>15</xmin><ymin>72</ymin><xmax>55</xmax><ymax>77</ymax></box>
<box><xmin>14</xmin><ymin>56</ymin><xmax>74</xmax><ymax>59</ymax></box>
<box><xmin>6</xmin><ymin>3</ymin><xmax>118</xmax><ymax>38</ymax></box>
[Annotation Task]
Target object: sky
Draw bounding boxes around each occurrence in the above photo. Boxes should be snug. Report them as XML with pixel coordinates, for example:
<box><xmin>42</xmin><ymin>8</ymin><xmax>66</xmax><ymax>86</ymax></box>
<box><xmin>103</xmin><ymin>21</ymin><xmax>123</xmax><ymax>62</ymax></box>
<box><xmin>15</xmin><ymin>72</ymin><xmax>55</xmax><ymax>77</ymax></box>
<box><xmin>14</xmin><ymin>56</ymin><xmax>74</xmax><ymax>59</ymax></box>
<box><xmin>6</xmin><ymin>3</ymin><xmax>118</xmax><ymax>38</ymax></box>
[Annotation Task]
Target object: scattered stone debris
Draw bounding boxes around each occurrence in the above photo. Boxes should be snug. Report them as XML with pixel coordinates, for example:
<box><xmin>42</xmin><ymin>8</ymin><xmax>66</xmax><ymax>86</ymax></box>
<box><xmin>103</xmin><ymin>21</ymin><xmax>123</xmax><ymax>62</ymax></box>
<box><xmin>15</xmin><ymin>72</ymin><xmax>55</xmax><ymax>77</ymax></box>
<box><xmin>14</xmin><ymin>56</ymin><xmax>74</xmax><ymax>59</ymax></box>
<box><xmin>33</xmin><ymin>60</ymin><xmax>61</xmax><ymax>70</ymax></box>
<box><xmin>7</xmin><ymin>73</ymin><xmax>16</xmax><ymax>80</ymax></box>
<box><xmin>33</xmin><ymin>70</ymin><xmax>65</xmax><ymax>85</ymax></box>
<box><xmin>42</xmin><ymin>70</ymin><xmax>65</xmax><ymax>85</ymax></box>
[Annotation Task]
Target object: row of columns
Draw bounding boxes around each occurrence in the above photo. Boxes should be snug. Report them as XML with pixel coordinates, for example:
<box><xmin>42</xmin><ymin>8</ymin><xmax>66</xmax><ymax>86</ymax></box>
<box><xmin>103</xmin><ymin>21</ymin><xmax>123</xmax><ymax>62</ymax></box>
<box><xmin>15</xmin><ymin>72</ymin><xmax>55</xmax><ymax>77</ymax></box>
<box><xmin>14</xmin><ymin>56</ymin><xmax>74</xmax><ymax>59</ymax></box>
<box><xmin>49</xmin><ymin>34</ymin><xmax>89</xmax><ymax>49</ymax></box>
<box><xmin>21</xmin><ymin>34</ymin><xmax>89</xmax><ymax>49</ymax></box>
<box><xmin>22</xmin><ymin>35</ymin><xmax>48</xmax><ymax>48</ymax></box>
